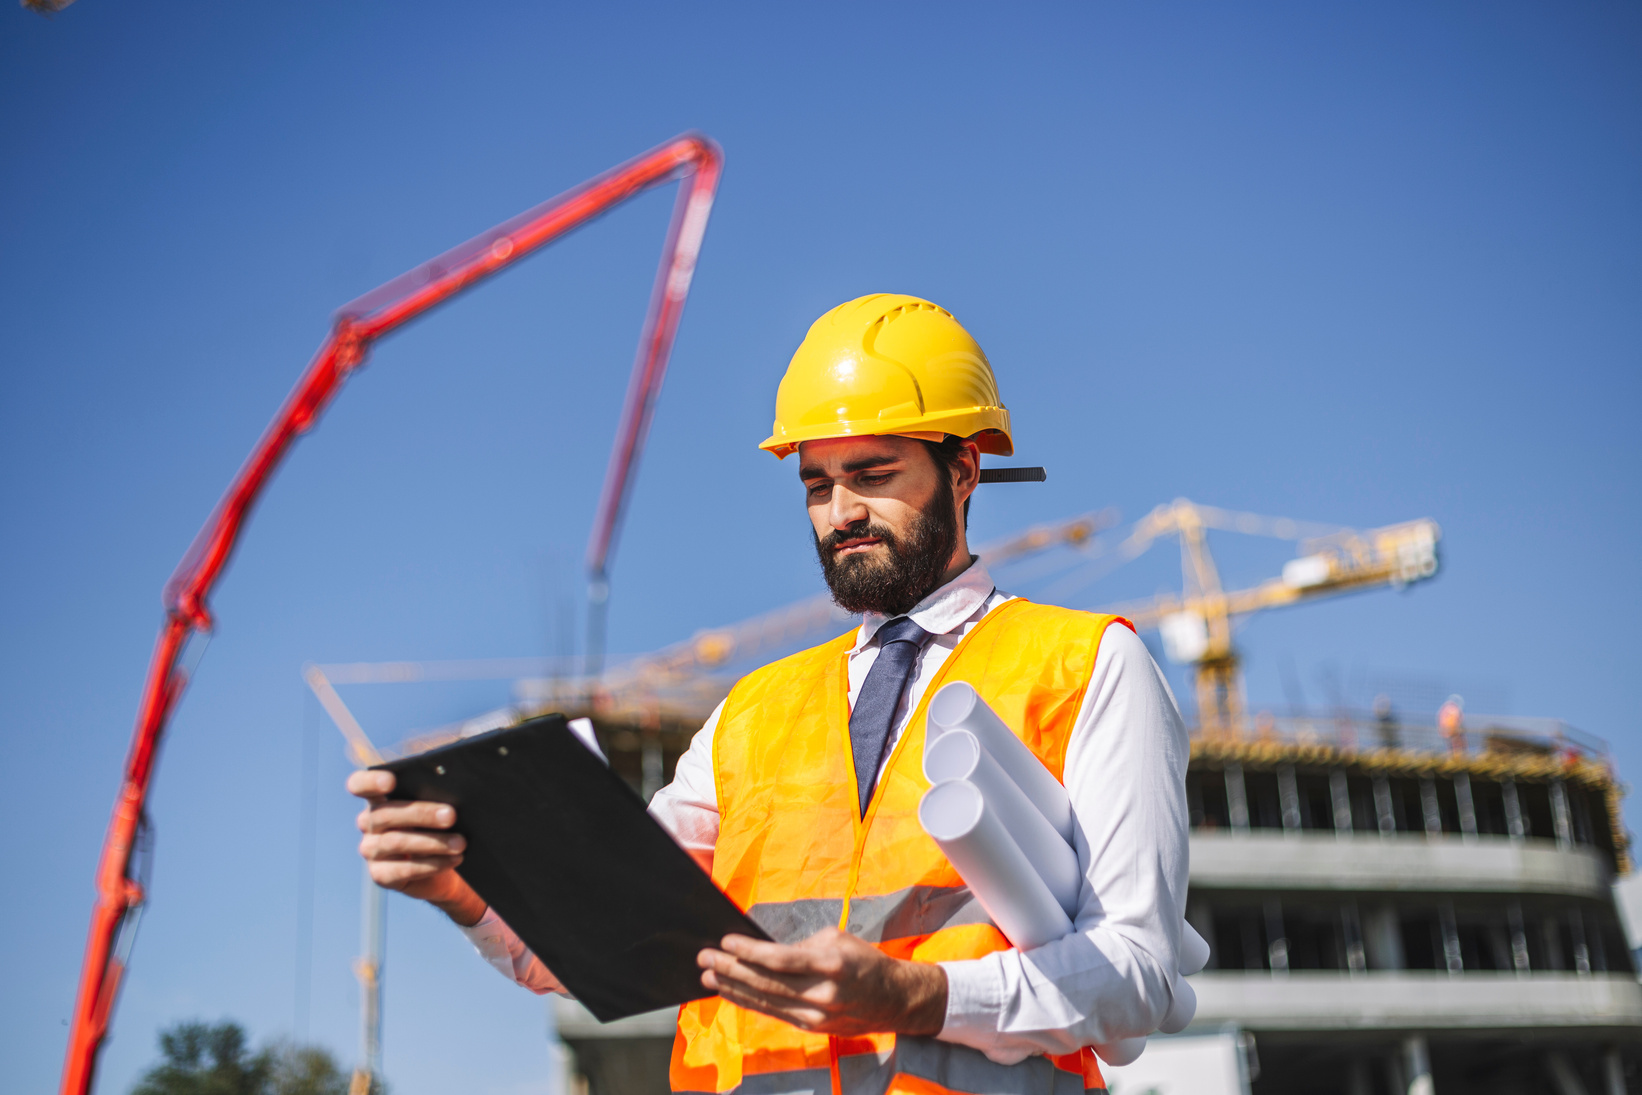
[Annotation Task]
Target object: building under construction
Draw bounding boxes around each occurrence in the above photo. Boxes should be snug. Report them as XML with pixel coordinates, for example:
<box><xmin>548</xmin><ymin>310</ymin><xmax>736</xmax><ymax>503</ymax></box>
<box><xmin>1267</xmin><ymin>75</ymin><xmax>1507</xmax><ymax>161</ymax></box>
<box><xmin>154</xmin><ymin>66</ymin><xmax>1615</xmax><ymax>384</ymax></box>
<box><xmin>1172</xmin><ymin>709</ymin><xmax>1635</xmax><ymax>1095</ymax></box>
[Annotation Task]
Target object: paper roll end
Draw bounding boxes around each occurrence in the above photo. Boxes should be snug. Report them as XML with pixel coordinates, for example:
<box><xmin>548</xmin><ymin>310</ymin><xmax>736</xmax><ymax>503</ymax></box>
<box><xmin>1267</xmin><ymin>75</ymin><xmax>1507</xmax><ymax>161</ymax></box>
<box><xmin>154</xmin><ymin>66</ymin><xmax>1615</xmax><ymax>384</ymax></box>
<box><xmin>919</xmin><ymin>779</ymin><xmax>984</xmax><ymax>841</ymax></box>
<box><xmin>928</xmin><ymin>680</ymin><xmax>978</xmax><ymax>728</ymax></box>
<box><xmin>923</xmin><ymin>727</ymin><xmax>980</xmax><ymax>783</ymax></box>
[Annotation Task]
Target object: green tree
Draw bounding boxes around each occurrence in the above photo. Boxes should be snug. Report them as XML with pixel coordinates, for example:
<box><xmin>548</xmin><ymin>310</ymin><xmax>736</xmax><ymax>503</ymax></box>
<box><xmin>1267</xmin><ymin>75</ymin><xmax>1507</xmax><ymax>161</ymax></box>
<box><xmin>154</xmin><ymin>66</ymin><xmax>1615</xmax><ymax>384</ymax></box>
<box><xmin>132</xmin><ymin>1021</ymin><xmax>350</xmax><ymax>1095</ymax></box>
<box><xmin>262</xmin><ymin>1042</ymin><xmax>350</xmax><ymax>1095</ymax></box>
<box><xmin>132</xmin><ymin>1022</ymin><xmax>269</xmax><ymax>1095</ymax></box>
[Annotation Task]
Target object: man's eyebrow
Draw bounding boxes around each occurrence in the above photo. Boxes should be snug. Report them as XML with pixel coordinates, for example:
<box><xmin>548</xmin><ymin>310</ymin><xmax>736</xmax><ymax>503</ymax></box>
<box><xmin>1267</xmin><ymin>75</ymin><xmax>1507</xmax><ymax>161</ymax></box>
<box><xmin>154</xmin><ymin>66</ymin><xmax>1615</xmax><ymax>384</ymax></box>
<box><xmin>798</xmin><ymin>454</ymin><xmax>902</xmax><ymax>480</ymax></box>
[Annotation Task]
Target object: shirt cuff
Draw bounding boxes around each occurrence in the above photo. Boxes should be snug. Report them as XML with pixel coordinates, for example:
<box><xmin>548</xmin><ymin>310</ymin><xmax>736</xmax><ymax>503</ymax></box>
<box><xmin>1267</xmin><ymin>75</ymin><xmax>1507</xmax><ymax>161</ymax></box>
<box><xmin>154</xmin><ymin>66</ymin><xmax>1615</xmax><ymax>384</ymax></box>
<box><xmin>459</xmin><ymin>907</ymin><xmax>523</xmax><ymax>981</ymax></box>
<box><xmin>936</xmin><ymin>956</ymin><xmax>1011</xmax><ymax>1059</ymax></box>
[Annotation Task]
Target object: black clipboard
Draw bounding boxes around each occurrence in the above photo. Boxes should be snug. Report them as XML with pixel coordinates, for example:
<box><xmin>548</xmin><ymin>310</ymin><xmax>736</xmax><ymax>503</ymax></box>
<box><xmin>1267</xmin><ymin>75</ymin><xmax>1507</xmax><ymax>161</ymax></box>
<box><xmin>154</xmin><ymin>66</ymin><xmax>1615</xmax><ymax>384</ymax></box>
<box><xmin>376</xmin><ymin>713</ymin><xmax>769</xmax><ymax>1021</ymax></box>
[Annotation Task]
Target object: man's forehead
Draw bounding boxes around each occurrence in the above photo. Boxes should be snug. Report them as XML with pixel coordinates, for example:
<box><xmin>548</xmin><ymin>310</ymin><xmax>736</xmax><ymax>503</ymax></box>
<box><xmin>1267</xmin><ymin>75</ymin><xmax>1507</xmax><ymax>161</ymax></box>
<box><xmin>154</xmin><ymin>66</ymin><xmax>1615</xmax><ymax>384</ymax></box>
<box><xmin>797</xmin><ymin>436</ymin><xmax>923</xmax><ymax>476</ymax></box>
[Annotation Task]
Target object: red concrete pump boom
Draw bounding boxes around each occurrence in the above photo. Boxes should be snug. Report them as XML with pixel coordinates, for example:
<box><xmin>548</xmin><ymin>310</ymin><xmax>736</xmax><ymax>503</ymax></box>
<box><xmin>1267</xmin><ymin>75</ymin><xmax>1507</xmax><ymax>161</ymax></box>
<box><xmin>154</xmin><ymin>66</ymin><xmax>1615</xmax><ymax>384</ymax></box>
<box><xmin>60</xmin><ymin>132</ymin><xmax>723</xmax><ymax>1095</ymax></box>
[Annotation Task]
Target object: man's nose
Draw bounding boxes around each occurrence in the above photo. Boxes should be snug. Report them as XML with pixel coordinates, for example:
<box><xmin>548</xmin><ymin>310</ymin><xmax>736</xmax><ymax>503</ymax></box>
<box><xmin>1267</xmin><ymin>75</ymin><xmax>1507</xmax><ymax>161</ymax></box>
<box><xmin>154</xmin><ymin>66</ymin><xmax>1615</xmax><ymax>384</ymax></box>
<box><xmin>828</xmin><ymin>486</ymin><xmax>869</xmax><ymax>530</ymax></box>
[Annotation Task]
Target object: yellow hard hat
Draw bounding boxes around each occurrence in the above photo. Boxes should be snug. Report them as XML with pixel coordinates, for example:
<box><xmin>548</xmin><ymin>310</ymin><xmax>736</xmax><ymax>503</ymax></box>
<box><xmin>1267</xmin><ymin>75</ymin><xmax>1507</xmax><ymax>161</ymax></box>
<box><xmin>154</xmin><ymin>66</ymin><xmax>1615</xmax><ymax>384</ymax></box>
<box><xmin>760</xmin><ymin>294</ymin><xmax>1013</xmax><ymax>459</ymax></box>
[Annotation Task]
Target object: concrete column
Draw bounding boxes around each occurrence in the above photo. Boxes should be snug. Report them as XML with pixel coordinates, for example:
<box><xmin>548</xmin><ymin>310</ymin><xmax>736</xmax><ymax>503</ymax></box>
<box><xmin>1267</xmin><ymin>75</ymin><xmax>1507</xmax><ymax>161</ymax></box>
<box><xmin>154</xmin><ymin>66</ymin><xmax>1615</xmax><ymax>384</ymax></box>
<box><xmin>1552</xmin><ymin>779</ymin><xmax>1574</xmax><ymax>848</ymax></box>
<box><xmin>1186</xmin><ymin>902</ymin><xmax>1217</xmax><ymax>971</ymax></box>
<box><xmin>1264</xmin><ymin>899</ymin><xmax>1289</xmax><ymax>977</ymax></box>
<box><xmin>1386</xmin><ymin>1049</ymin><xmax>1406</xmax><ymax>1095</ymax></box>
<box><xmin>1235</xmin><ymin>1030</ymin><xmax>1260</xmax><ymax>1091</ymax></box>
<box><xmin>640</xmin><ymin>732</ymin><xmax>664</xmax><ymax>802</ymax></box>
<box><xmin>1508</xmin><ymin>901</ymin><xmax>1531</xmax><ymax>975</ymax></box>
<box><xmin>1420</xmin><ymin>777</ymin><xmax>1443</xmax><ymax>838</ymax></box>
<box><xmin>1503</xmin><ymin>778</ymin><xmax>1526</xmax><ymax>841</ymax></box>
<box><xmin>1241</xmin><ymin>913</ymin><xmax>1264</xmax><ymax>972</ymax></box>
<box><xmin>1226</xmin><ymin>763</ymin><xmax>1250</xmax><ymax>832</ymax></box>
<box><xmin>1364</xmin><ymin>905</ymin><xmax>1405</xmax><ymax>971</ymax></box>
<box><xmin>1544</xmin><ymin>915</ymin><xmax>1567</xmax><ymax>971</ymax></box>
<box><xmin>1346</xmin><ymin>1059</ymin><xmax>1372</xmax><ymax>1095</ymax></box>
<box><xmin>1571</xmin><ymin>911</ymin><xmax>1593</xmax><ymax>976</ymax></box>
<box><xmin>1453</xmin><ymin>773</ymin><xmax>1478</xmax><ymax>843</ymax></box>
<box><xmin>1330</xmin><ymin>769</ymin><xmax>1353</xmax><ymax>835</ymax></box>
<box><xmin>1439</xmin><ymin>901</ymin><xmax>1463</xmax><ymax>975</ymax></box>
<box><xmin>1278</xmin><ymin>764</ymin><xmax>1302</xmax><ymax>833</ymax></box>
<box><xmin>1603</xmin><ymin>1047</ymin><xmax>1625</xmax><ymax>1095</ymax></box>
<box><xmin>1342</xmin><ymin>900</ymin><xmax>1367</xmax><ymax>974</ymax></box>
<box><xmin>1403</xmin><ymin>1035</ymin><xmax>1433</xmax><ymax>1095</ymax></box>
<box><xmin>1588</xmin><ymin>909</ymin><xmax>1610</xmax><ymax>972</ymax></box>
<box><xmin>1548</xmin><ymin>1051</ymin><xmax>1592</xmax><ymax>1095</ymax></box>
<box><xmin>1374</xmin><ymin>776</ymin><xmax>1396</xmax><ymax>835</ymax></box>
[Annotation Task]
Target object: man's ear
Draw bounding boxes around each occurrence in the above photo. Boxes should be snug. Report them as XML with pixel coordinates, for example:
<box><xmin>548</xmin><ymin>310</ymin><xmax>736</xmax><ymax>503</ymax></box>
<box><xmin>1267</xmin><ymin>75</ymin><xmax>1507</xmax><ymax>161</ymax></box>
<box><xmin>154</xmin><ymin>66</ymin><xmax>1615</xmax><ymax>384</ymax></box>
<box><xmin>953</xmin><ymin>440</ymin><xmax>982</xmax><ymax>503</ymax></box>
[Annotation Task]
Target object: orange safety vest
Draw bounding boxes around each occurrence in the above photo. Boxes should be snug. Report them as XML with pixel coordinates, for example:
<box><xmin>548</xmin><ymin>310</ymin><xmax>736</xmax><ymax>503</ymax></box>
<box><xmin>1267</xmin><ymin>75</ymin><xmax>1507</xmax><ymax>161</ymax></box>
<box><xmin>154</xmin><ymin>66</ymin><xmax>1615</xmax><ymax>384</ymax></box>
<box><xmin>671</xmin><ymin>598</ymin><xmax>1134</xmax><ymax>1095</ymax></box>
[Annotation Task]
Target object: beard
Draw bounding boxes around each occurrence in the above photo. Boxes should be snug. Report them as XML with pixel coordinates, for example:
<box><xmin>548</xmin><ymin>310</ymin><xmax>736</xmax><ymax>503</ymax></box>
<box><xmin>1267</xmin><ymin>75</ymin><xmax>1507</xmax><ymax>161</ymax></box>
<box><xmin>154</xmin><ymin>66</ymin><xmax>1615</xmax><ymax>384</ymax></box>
<box><xmin>814</xmin><ymin>475</ymin><xmax>959</xmax><ymax>617</ymax></box>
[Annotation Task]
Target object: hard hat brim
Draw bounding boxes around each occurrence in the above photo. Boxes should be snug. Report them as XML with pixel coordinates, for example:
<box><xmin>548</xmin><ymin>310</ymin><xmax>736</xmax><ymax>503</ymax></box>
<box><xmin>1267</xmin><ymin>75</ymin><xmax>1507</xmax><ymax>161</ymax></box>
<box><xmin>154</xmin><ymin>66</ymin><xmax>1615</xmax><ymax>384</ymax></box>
<box><xmin>759</xmin><ymin>408</ymin><xmax>1013</xmax><ymax>460</ymax></box>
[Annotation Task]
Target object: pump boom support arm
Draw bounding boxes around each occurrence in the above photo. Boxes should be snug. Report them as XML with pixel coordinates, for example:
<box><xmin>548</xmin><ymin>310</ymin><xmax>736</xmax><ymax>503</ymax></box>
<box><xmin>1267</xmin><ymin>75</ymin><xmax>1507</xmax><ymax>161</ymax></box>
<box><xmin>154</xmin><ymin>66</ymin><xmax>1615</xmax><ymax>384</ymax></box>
<box><xmin>60</xmin><ymin>132</ymin><xmax>722</xmax><ymax>1095</ymax></box>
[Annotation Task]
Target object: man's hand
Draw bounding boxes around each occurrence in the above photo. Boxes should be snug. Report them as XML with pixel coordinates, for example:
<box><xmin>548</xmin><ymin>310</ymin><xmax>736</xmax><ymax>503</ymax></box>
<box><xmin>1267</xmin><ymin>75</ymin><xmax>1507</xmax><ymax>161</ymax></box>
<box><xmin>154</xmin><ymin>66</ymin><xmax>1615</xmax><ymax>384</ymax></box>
<box><xmin>698</xmin><ymin>928</ymin><xmax>948</xmax><ymax>1037</ymax></box>
<box><xmin>347</xmin><ymin>769</ymin><xmax>487</xmax><ymax>927</ymax></box>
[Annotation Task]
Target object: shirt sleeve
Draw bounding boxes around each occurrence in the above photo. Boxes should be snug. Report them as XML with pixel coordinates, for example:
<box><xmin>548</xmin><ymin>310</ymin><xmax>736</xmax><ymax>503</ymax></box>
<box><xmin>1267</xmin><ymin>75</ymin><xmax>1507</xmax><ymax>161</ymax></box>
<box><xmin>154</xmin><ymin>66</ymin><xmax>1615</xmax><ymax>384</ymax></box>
<box><xmin>458</xmin><ymin>704</ymin><xmax>725</xmax><ymax>990</ymax></box>
<box><xmin>458</xmin><ymin>907</ymin><xmax>568</xmax><ymax>996</ymax></box>
<box><xmin>648</xmin><ymin>700</ymin><xmax>725</xmax><ymax>873</ymax></box>
<box><xmin>935</xmin><ymin>623</ymin><xmax>1191</xmax><ymax>1062</ymax></box>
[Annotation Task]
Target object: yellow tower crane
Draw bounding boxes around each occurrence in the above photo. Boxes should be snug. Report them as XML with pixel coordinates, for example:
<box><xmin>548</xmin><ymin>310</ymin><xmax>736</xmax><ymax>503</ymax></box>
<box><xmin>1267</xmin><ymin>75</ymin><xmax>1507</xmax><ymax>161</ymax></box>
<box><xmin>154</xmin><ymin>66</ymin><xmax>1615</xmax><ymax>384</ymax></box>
<box><xmin>1098</xmin><ymin>499</ymin><xmax>1441</xmax><ymax>735</ymax></box>
<box><xmin>318</xmin><ymin>501</ymin><xmax>1440</xmax><ymax>759</ymax></box>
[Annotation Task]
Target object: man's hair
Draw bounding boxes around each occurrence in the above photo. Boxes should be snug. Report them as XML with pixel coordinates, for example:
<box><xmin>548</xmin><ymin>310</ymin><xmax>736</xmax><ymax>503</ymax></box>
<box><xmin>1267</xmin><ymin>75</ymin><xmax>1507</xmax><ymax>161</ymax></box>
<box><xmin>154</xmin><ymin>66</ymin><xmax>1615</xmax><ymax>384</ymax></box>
<box><xmin>920</xmin><ymin>436</ymin><xmax>972</xmax><ymax>529</ymax></box>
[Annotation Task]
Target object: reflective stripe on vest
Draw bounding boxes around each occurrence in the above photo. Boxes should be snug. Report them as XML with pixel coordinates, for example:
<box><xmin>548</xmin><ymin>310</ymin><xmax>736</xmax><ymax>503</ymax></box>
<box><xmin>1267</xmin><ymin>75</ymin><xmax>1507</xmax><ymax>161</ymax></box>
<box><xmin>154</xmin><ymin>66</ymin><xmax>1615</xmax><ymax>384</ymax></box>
<box><xmin>671</xmin><ymin>599</ymin><xmax>1133</xmax><ymax>1095</ymax></box>
<box><xmin>676</xmin><ymin>1039</ymin><xmax>1109</xmax><ymax>1095</ymax></box>
<box><xmin>749</xmin><ymin>885</ymin><xmax>990</xmax><ymax>946</ymax></box>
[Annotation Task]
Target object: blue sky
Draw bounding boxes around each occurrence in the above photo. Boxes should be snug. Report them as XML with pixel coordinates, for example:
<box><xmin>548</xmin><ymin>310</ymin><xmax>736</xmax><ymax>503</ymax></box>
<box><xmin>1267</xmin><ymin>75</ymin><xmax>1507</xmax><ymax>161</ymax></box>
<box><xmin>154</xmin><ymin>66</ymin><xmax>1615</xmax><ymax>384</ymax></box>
<box><xmin>3</xmin><ymin>2</ymin><xmax>1638</xmax><ymax>1093</ymax></box>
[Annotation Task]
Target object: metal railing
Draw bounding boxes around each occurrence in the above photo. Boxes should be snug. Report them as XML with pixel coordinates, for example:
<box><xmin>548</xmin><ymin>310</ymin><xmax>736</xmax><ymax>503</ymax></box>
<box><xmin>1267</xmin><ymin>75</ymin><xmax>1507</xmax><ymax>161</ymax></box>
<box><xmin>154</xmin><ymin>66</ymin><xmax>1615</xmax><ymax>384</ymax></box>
<box><xmin>1193</xmin><ymin>710</ymin><xmax>1610</xmax><ymax>769</ymax></box>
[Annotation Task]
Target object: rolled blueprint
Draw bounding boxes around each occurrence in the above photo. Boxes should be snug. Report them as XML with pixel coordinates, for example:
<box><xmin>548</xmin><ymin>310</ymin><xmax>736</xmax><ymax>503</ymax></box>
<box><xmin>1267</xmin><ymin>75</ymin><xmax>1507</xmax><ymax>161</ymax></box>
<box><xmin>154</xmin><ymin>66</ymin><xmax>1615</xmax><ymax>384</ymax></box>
<box><xmin>924</xmin><ymin>728</ymin><xmax>1081</xmax><ymax>917</ymax></box>
<box><xmin>1156</xmin><ymin>976</ymin><xmax>1197</xmax><ymax>1035</ymax></box>
<box><xmin>1093</xmin><ymin>973</ymin><xmax>1198</xmax><ymax>1064</ymax></box>
<box><xmin>920</xmin><ymin>688</ymin><xmax>1208</xmax><ymax>1055</ymax></box>
<box><xmin>1180</xmin><ymin>922</ymin><xmax>1210</xmax><ymax>976</ymax></box>
<box><xmin>1093</xmin><ymin>1037</ymin><xmax>1147</xmax><ymax>1067</ymax></box>
<box><xmin>1155</xmin><ymin>924</ymin><xmax>1207</xmax><ymax>1035</ymax></box>
<box><xmin>918</xmin><ymin>779</ymin><xmax>1072</xmax><ymax>950</ymax></box>
<box><xmin>926</xmin><ymin>682</ymin><xmax>1074</xmax><ymax>842</ymax></box>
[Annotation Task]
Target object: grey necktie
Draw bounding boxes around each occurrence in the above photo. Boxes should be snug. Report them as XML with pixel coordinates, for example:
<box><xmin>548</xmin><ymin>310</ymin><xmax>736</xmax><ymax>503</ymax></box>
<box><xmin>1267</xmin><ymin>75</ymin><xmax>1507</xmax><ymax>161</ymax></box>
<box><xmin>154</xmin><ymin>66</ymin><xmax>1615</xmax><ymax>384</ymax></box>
<box><xmin>849</xmin><ymin>616</ymin><xmax>931</xmax><ymax>817</ymax></box>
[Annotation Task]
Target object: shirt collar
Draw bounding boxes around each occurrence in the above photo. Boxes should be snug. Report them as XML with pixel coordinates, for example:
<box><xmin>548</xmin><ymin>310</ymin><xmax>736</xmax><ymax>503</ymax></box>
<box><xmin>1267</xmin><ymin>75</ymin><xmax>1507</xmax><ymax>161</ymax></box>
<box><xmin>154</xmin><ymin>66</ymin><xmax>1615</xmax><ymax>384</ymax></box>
<box><xmin>854</xmin><ymin>557</ymin><xmax>996</xmax><ymax>650</ymax></box>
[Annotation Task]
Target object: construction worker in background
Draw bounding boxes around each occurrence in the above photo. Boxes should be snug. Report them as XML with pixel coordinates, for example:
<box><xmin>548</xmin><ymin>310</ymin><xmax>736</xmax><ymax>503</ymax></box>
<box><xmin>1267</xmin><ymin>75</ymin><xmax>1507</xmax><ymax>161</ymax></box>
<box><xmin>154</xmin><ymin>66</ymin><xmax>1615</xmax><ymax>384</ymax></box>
<box><xmin>1439</xmin><ymin>695</ymin><xmax>1466</xmax><ymax>755</ymax></box>
<box><xmin>348</xmin><ymin>294</ymin><xmax>1190</xmax><ymax>1095</ymax></box>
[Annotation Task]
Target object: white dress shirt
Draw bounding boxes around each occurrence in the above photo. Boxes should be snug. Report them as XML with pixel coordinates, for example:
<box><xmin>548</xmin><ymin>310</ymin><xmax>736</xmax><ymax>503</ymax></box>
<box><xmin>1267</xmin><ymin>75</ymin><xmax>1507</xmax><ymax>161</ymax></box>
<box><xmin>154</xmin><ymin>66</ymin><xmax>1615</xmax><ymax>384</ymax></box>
<box><xmin>461</xmin><ymin>559</ymin><xmax>1189</xmax><ymax>1063</ymax></box>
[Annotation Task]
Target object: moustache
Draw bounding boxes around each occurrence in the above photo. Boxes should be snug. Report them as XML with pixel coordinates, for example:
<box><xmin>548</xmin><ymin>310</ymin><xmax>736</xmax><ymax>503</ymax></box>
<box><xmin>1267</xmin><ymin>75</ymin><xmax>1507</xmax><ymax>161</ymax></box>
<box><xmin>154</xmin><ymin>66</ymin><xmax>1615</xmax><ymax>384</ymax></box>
<box><xmin>818</xmin><ymin>522</ymin><xmax>900</xmax><ymax>557</ymax></box>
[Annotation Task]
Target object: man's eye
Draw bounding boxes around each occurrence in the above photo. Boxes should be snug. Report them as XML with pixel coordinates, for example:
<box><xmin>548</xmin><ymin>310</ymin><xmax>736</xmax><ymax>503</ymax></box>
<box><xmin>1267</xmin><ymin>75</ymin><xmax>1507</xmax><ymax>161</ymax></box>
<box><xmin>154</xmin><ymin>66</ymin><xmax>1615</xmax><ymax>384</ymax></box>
<box><xmin>860</xmin><ymin>473</ymin><xmax>891</xmax><ymax>486</ymax></box>
<box><xmin>806</xmin><ymin>483</ymin><xmax>831</xmax><ymax>497</ymax></box>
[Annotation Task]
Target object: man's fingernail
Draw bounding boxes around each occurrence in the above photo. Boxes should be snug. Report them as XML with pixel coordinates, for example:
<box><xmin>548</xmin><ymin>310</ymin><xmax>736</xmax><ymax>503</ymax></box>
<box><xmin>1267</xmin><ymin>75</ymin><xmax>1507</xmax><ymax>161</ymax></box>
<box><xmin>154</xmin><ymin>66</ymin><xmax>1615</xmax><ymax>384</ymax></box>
<box><xmin>437</xmin><ymin>806</ymin><xmax>455</xmax><ymax>824</ymax></box>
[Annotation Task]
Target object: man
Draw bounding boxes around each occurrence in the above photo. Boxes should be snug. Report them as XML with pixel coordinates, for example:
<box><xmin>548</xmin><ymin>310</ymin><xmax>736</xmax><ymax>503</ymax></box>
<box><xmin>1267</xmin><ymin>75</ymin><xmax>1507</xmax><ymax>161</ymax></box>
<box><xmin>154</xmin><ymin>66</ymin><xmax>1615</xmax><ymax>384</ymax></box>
<box><xmin>349</xmin><ymin>294</ymin><xmax>1189</xmax><ymax>1095</ymax></box>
